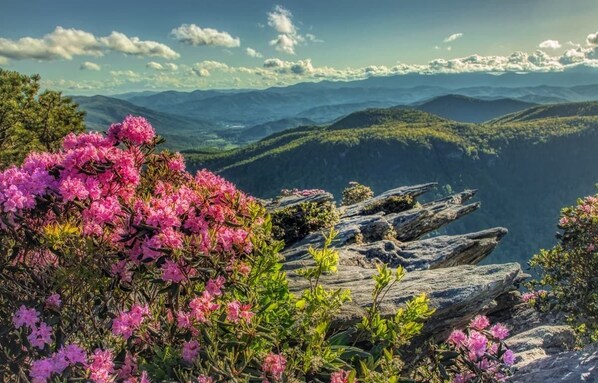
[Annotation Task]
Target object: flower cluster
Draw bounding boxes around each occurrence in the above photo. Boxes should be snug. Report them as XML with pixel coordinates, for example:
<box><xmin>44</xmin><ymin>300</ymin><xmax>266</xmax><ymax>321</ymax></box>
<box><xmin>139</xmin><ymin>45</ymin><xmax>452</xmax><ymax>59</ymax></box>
<box><xmin>444</xmin><ymin>315</ymin><xmax>514</xmax><ymax>382</ymax></box>
<box><xmin>261</xmin><ymin>352</ymin><xmax>287</xmax><ymax>382</ymax></box>
<box><xmin>279</xmin><ymin>188</ymin><xmax>327</xmax><ymax>197</ymax></box>
<box><xmin>112</xmin><ymin>305</ymin><xmax>150</xmax><ymax>340</ymax></box>
<box><xmin>521</xmin><ymin>289</ymin><xmax>548</xmax><ymax>303</ymax></box>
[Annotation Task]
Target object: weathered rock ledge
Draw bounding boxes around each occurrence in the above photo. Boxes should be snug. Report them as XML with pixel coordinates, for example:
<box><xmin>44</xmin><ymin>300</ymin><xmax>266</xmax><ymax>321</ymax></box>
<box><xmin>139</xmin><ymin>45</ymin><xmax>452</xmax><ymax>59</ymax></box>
<box><xmin>265</xmin><ymin>184</ymin><xmax>596</xmax><ymax>382</ymax></box>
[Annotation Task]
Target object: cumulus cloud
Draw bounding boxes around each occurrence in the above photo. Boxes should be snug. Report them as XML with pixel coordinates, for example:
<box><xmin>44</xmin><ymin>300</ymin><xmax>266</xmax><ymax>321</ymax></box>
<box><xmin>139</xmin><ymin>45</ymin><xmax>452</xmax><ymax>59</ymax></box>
<box><xmin>99</xmin><ymin>32</ymin><xmax>179</xmax><ymax>59</ymax></box>
<box><xmin>245</xmin><ymin>47</ymin><xmax>263</xmax><ymax>58</ymax></box>
<box><xmin>269</xmin><ymin>34</ymin><xmax>299</xmax><ymax>55</ymax></box>
<box><xmin>80</xmin><ymin>61</ymin><xmax>101</xmax><ymax>71</ymax></box>
<box><xmin>539</xmin><ymin>40</ymin><xmax>561</xmax><ymax>49</ymax></box>
<box><xmin>268</xmin><ymin>5</ymin><xmax>296</xmax><ymax>34</ymax></box>
<box><xmin>146</xmin><ymin>62</ymin><xmax>178</xmax><ymax>71</ymax></box>
<box><xmin>109</xmin><ymin>70</ymin><xmax>141</xmax><ymax>79</ymax></box>
<box><xmin>191</xmin><ymin>60</ymin><xmax>231</xmax><ymax>77</ymax></box>
<box><xmin>587</xmin><ymin>31</ymin><xmax>598</xmax><ymax>46</ymax></box>
<box><xmin>0</xmin><ymin>26</ymin><xmax>179</xmax><ymax>61</ymax></box>
<box><xmin>171</xmin><ymin>24</ymin><xmax>240</xmax><ymax>48</ymax></box>
<box><xmin>266</xmin><ymin>5</ymin><xmax>317</xmax><ymax>55</ymax></box>
<box><xmin>263</xmin><ymin>58</ymin><xmax>314</xmax><ymax>74</ymax></box>
<box><xmin>444</xmin><ymin>33</ymin><xmax>463</xmax><ymax>43</ymax></box>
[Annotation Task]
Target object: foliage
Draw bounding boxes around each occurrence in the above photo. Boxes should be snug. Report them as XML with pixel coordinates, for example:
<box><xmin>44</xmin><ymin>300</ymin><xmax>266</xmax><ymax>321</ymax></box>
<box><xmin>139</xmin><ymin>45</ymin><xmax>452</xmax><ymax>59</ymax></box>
<box><xmin>529</xmin><ymin>193</ymin><xmax>598</xmax><ymax>342</ymax></box>
<box><xmin>0</xmin><ymin>69</ymin><xmax>85</xmax><ymax>167</ymax></box>
<box><xmin>341</xmin><ymin>182</ymin><xmax>374</xmax><ymax>206</ymax></box>
<box><xmin>361</xmin><ymin>195</ymin><xmax>416</xmax><ymax>216</ymax></box>
<box><xmin>0</xmin><ymin>116</ymin><xmax>516</xmax><ymax>382</ymax></box>
<box><xmin>271</xmin><ymin>197</ymin><xmax>339</xmax><ymax>246</ymax></box>
<box><xmin>419</xmin><ymin>315</ymin><xmax>514</xmax><ymax>382</ymax></box>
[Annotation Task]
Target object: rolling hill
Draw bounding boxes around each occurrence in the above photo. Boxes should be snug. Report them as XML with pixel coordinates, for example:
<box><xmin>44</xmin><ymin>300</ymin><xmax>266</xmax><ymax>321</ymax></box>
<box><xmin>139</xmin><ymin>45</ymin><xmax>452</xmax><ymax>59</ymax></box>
<box><xmin>73</xmin><ymin>95</ymin><xmax>233</xmax><ymax>151</ymax></box>
<box><xmin>186</xmin><ymin>102</ymin><xmax>598</xmax><ymax>267</ymax></box>
<box><xmin>412</xmin><ymin>94</ymin><xmax>536</xmax><ymax>123</ymax></box>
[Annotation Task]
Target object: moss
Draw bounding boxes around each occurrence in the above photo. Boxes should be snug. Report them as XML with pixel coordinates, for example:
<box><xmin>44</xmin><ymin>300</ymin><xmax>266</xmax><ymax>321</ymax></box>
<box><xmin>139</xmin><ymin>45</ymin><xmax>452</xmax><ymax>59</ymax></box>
<box><xmin>271</xmin><ymin>201</ymin><xmax>339</xmax><ymax>246</ymax></box>
<box><xmin>361</xmin><ymin>195</ymin><xmax>416</xmax><ymax>215</ymax></box>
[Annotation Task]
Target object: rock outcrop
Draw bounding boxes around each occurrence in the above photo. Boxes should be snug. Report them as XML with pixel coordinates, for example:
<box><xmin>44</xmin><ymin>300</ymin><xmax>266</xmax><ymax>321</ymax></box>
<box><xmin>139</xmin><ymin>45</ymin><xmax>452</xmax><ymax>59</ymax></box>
<box><xmin>265</xmin><ymin>184</ymin><xmax>594</xmax><ymax>382</ymax></box>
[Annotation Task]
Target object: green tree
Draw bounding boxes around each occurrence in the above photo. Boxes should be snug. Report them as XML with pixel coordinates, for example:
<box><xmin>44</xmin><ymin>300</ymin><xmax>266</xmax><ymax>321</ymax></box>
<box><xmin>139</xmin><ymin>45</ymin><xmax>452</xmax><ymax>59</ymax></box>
<box><xmin>0</xmin><ymin>69</ymin><xmax>85</xmax><ymax>167</ymax></box>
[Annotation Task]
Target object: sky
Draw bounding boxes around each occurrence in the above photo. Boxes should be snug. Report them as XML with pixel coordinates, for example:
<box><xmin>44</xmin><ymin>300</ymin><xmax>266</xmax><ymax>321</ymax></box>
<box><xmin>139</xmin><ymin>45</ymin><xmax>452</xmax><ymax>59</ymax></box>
<box><xmin>1</xmin><ymin>0</ymin><xmax>597</xmax><ymax>93</ymax></box>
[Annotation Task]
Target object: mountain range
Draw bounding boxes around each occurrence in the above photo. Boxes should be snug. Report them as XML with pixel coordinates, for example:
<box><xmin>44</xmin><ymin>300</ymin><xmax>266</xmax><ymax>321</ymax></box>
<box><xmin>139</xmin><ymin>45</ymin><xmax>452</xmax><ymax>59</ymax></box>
<box><xmin>185</xmin><ymin>101</ymin><xmax>598</xmax><ymax>267</ymax></box>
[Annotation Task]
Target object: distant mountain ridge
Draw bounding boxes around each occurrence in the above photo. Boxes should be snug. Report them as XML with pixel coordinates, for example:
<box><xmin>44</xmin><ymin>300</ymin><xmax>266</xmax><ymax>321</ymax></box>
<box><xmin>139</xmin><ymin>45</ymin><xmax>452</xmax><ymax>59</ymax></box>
<box><xmin>186</xmin><ymin>101</ymin><xmax>598</xmax><ymax>267</ymax></box>
<box><xmin>413</xmin><ymin>94</ymin><xmax>536</xmax><ymax>123</ymax></box>
<box><xmin>73</xmin><ymin>95</ymin><xmax>231</xmax><ymax>151</ymax></box>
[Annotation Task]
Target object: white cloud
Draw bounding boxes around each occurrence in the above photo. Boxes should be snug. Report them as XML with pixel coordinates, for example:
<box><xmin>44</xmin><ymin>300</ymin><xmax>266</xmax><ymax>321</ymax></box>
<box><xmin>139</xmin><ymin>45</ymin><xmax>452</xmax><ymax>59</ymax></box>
<box><xmin>146</xmin><ymin>61</ymin><xmax>178</xmax><ymax>71</ymax></box>
<box><xmin>266</xmin><ymin>6</ymin><xmax>317</xmax><ymax>55</ymax></box>
<box><xmin>192</xmin><ymin>68</ymin><xmax>210</xmax><ymax>77</ymax></box>
<box><xmin>99</xmin><ymin>32</ymin><xmax>179</xmax><ymax>59</ymax></box>
<box><xmin>245</xmin><ymin>47</ymin><xmax>263</xmax><ymax>58</ymax></box>
<box><xmin>109</xmin><ymin>70</ymin><xmax>141</xmax><ymax>79</ymax></box>
<box><xmin>444</xmin><ymin>33</ymin><xmax>463</xmax><ymax>43</ymax></box>
<box><xmin>191</xmin><ymin>60</ymin><xmax>231</xmax><ymax>77</ymax></box>
<box><xmin>0</xmin><ymin>27</ymin><xmax>102</xmax><ymax>60</ymax></box>
<box><xmin>539</xmin><ymin>39</ymin><xmax>561</xmax><ymax>49</ymax></box>
<box><xmin>171</xmin><ymin>24</ymin><xmax>240</xmax><ymax>48</ymax></box>
<box><xmin>587</xmin><ymin>31</ymin><xmax>598</xmax><ymax>46</ymax></box>
<box><xmin>267</xmin><ymin>5</ymin><xmax>296</xmax><ymax>34</ymax></box>
<box><xmin>0</xmin><ymin>26</ymin><xmax>179</xmax><ymax>61</ymax></box>
<box><xmin>263</xmin><ymin>58</ymin><xmax>314</xmax><ymax>74</ymax></box>
<box><xmin>269</xmin><ymin>34</ymin><xmax>299</xmax><ymax>55</ymax></box>
<box><xmin>80</xmin><ymin>61</ymin><xmax>101</xmax><ymax>71</ymax></box>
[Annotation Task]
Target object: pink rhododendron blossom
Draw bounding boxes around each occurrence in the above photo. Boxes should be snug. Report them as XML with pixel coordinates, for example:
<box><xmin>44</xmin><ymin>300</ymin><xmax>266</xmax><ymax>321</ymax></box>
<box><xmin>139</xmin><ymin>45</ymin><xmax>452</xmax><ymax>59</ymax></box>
<box><xmin>29</xmin><ymin>359</ymin><xmax>55</xmax><ymax>383</ymax></box>
<box><xmin>13</xmin><ymin>305</ymin><xmax>40</xmax><ymax>329</ymax></box>
<box><xmin>45</xmin><ymin>293</ymin><xmax>62</xmax><ymax>309</ymax></box>
<box><xmin>490</xmin><ymin>323</ymin><xmax>510</xmax><ymax>340</ymax></box>
<box><xmin>89</xmin><ymin>349</ymin><xmax>115</xmax><ymax>383</ymax></box>
<box><xmin>330</xmin><ymin>370</ymin><xmax>350</xmax><ymax>383</ymax></box>
<box><xmin>262</xmin><ymin>353</ymin><xmax>286</xmax><ymax>381</ymax></box>
<box><xmin>182</xmin><ymin>340</ymin><xmax>200</xmax><ymax>362</ymax></box>
<box><xmin>205</xmin><ymin>276</ymin><xmax>226</xmax><ymax>296</ymax></box>
<box><xmin>118</xmin><ymin>352</ymin><xmax>138</xmax><ymax>379</ymax></box>
<box><xmin>469</xmin><ymin>315</ymin><xmax>490</xmax><ymax>330</ymax></box>
<box><xmin>197</xmin><ymin>376</ymin><xmax>214</xmax><ymax>383</ymax></box>
<box><xmin>112</xmin><ymin>305</ymin><xmax>149</xmax><ymax>340</ymax></box>
<box><xmin>225</xmin><ymin>301</ymin><xmax>254</xmax><ymax>324</ymax></box>
<box><xmin>502</xmin><ymin>350</ymin><xmax>515</xmax><ymax>366</ymax></box>
<box><xmin>448</xmin><ymin>329</ymin><xmax>467</xmax><ymax>347</ymax></box>
<box><xmin>467</xmin><ymin>331</ymin><xmax>488</xmax><ymax>359</ymax></box>
<box><xmin>107</xmin><ymin>116</ymin><xmax>155</xmax><ymax>146</ymax></box>
<box><xmin>161</xmin><ymin>259</ymin><xmax>186</xmax><ymax>283</ymax></box>
<box><xmin>189</xmin><ymin>291</ymin><xmax>220</xmax><ymax>323</ymax></box>
<box><xmin>27</xmin><ymin>322</ymin><xmax>53</xmax><ymax>349</ymax></box>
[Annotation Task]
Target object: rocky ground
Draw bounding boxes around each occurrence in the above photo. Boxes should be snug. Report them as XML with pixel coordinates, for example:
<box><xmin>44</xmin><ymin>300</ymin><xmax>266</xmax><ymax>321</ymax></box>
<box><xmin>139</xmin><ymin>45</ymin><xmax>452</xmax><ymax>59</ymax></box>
<box><xmin>264</xmin><ymin>184</ymin><xmax>598</xmax><ymax>382</ymax></box>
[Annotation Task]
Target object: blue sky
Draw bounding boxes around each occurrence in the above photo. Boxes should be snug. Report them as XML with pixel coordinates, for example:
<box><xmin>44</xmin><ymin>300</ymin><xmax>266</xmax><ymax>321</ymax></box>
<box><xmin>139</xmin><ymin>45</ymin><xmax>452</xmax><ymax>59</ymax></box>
<box><xmin>1</xmin><ymin>0</ymin><xmax>597</xmax><ymax>93</ymax></box>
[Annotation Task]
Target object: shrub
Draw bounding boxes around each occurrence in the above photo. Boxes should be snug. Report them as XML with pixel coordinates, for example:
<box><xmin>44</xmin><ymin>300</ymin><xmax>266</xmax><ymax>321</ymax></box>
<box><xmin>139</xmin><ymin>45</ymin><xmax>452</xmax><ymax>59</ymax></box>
<box><xmin>271</xmin><ymin>200</ymin><xmax>339</xmax><ymax>245</ymax></box>
<box><xmin>341</xmin><ymin>182</ymin><xmax>374</xmax><ymax>206</ymax></box>
<box><xmin>529</xmin><ymin>194</ymin><xmax>598</xmax><ymax>342</ymax></box>
<box><xmin>0</xmin><ymin>69</ymin><xmax>85</xmax><ymax>168</ymax></box>
<box><xmin>418</xmin><ymin>315</ymin><xmax>514</xmax><ymax>382</ymax></box>
<box><xmin>0</xmin><ymin>116</ymin><xmax>506</xmax><ymax>382</ymax></box>
<box><xmin>361</xmin><ymin>195</ymin><xmax>416</xmax><ymax>216</ymax></box>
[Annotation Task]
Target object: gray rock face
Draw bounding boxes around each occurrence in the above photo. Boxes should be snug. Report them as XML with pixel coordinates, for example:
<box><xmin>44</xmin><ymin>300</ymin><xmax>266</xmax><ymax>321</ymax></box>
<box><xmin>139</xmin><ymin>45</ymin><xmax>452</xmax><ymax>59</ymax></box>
<box><xmin>287</xmin><ymin>263</ymin><xmax>523</xmax><ymax>342</ymax></box>
<box><xmin>270</xmin><ymin>184</ymin><xmax>589</xmax><ymax>382</ymax></box>
<box><xmin>509</xmin><ymin>343</ymin><xmax>597</xmax><ymax>383</ymax></box>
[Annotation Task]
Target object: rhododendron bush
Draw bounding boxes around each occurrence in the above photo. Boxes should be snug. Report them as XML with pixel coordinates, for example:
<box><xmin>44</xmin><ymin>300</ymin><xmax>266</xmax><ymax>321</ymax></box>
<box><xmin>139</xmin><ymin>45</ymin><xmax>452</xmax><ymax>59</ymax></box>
<box><xmin>530</xmin><ymin>193</ymin><xmax>598</xmax><ymax>342</ymax></box>
<box><xmin>0</xmin><ymin>116</ymin><xmax>513</xmax><ymax>382</ymax></box>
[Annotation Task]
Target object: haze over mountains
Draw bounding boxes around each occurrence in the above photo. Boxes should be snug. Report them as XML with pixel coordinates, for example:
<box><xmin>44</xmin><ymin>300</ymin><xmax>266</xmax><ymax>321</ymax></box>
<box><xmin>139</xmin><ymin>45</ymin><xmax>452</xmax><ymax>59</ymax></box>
<box><xmin>74</xmin><ymin>69</ymin><xmax>598</xmax><ymax>147</ymax></box>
